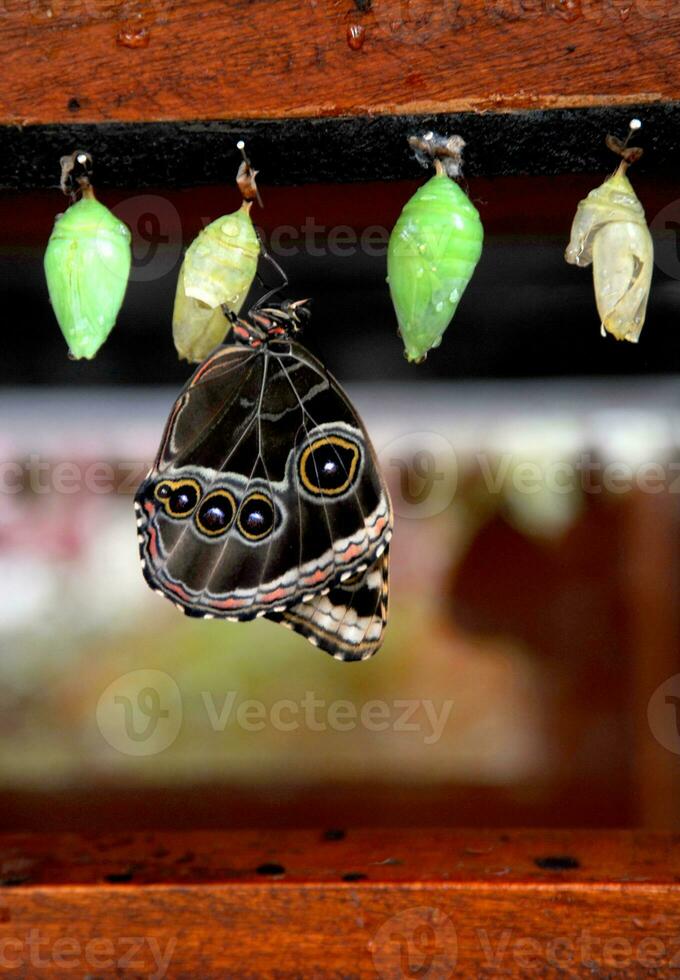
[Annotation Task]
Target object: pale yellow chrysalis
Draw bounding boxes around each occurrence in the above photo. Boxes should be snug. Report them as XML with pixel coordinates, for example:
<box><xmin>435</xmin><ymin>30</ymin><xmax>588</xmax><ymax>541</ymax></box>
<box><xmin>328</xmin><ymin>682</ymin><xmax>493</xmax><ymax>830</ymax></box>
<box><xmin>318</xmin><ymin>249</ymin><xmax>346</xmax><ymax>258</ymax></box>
<box><xmin>172</xmin><ymin>200</ymin><xmax>260</xmax><ymax>362</ymax></box>
<box><xmin>565</xmin><ymin>160</ymin><xmax>653</xmax><ymax>343</ymax></box>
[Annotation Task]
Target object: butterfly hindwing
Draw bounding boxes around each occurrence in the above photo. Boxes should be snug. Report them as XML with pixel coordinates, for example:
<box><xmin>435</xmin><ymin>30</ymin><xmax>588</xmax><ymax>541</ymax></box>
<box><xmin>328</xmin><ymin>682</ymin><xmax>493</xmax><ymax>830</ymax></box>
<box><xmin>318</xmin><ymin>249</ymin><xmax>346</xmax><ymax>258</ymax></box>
<box><xmin>135</xmin><ymin>336</ymin><xmax>392</xmax><ymax>657</ymax></box>
<box><xmin>265</xmin><ymin>547</ymin><xmax>390</xmax><ymax>661</ymax></box>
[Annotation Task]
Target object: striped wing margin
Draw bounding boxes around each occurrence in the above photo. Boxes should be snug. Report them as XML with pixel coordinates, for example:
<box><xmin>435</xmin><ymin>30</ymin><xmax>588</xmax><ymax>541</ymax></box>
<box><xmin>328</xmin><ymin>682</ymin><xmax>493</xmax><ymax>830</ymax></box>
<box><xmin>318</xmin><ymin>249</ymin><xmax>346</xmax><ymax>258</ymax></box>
<box><xmin>265</xmin><ymin>548</ymin><xmax>389</xmax><ymax>662</ymax></box>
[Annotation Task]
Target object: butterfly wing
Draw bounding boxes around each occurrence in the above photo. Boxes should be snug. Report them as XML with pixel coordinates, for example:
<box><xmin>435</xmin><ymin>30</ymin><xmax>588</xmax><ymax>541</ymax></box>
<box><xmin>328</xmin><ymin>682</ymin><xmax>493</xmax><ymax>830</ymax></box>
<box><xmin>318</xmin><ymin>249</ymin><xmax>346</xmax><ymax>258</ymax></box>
<box><xmin>265</xmin><ymin>547</ymin><xmax>390</xmax><ymax>661</ymax></box>
<box><xmin>135</xmin><ymin>338</ymin><xmax>392</xmax><ymax>658</ymax></box>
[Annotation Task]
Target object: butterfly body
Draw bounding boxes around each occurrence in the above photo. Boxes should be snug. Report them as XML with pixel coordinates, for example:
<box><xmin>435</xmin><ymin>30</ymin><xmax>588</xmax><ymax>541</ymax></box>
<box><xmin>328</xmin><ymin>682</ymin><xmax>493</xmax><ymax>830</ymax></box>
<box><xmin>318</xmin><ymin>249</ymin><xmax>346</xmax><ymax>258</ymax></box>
<box><xmin>135</xmin><ymin>303</ymin><xmax>392</xmax><ymax>661</ymax></box>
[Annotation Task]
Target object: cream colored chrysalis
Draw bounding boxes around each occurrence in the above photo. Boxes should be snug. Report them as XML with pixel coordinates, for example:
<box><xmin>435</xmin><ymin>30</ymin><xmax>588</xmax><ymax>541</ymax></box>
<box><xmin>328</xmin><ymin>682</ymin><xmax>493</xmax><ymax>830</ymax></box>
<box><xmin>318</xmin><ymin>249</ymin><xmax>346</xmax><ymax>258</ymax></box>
<box><xmin>172</xmin><ymin>143</ymin><xmax>261</xmax><ymax>362</ymax></box>
<box><xmin>565</xmin><ymin>120</ymin><xmax>653</xmax><ymax>343</ymax></box>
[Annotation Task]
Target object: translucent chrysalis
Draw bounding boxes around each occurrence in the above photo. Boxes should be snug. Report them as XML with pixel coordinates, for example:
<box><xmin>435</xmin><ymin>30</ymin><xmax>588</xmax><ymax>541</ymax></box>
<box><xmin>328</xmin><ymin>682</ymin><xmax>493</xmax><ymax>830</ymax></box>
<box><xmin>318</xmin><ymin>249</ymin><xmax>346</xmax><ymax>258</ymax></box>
<box><xmin>387</xmin><ymin>133</ymin><xmax>483</xmax><ymax>362</ymax></box>
<box><xmin>565</xmin><ymin>121</ymin><xmax>653</xmax><ymax>343</ymax></box>
<box><xmin>44</xmin><ymin>152</ymin><xmax>132</xmax><ymax>360</ymax></box>
<box><xmin>172</xmin><ymin>145</ymin><xmax>261</xmax><ymax>362</ymax></box>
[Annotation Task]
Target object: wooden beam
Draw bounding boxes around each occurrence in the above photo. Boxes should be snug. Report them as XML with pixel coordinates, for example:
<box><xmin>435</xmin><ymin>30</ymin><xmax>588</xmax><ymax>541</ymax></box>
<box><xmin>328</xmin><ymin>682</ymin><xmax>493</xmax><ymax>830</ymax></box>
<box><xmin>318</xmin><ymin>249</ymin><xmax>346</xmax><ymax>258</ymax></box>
<box><xmin>2</xmin><ymin>0</ymin><xmax>680</xmax><ymax>187</ymax></box>
<box><xmin>2</xmin><ymin>0</ymin><xmax>680</xmax><ymax>127</ymax></box>
<box><xmin>1</xmin><ymin>830</ymin><xmax>680</xmax><ymax>976</ymax></box>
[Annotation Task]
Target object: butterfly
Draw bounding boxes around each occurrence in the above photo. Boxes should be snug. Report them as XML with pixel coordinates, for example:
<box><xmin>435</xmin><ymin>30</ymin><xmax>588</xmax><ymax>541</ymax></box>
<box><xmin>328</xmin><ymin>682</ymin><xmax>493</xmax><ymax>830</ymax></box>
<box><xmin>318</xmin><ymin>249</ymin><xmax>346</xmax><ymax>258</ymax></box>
<box><xmin>134</xmin><ymin>299</ymin><xmax>393</xmax><ymax>661</ymax></box>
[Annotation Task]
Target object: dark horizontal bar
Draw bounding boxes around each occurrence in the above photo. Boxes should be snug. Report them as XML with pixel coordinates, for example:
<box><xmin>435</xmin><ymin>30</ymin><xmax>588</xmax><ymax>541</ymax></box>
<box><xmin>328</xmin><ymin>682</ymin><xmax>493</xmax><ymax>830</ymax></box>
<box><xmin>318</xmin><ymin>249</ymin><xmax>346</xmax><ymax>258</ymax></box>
<box><xmin>1</xmin><ymin>103</ymin><xmax>678</xmax><ymax>190</ymax></box>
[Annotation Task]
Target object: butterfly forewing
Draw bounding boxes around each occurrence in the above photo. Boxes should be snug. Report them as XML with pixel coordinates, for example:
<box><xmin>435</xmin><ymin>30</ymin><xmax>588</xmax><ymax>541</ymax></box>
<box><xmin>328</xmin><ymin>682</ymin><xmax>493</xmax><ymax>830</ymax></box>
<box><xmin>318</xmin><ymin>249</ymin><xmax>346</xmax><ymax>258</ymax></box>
<box><xmin>135</xmin><ymin>337</ymin><xmax>392</xmax><ymax>657</ymax></box>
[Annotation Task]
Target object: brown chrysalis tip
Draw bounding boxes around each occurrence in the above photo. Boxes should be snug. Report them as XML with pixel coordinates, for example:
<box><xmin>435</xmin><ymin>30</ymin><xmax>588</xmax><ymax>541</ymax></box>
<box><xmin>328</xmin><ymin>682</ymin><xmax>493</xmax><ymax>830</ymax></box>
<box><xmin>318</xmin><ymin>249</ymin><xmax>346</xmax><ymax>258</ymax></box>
<box><xmin>236</xmin><ymin>161</ymin><xmax>259</xmax><ymax>204</ymax></box>
<box><xmin>408</xmin><ymin>132</ymin><xmax>466</xmax><ymax>179</ymax></box>
<box><xmin>59</xmin><ymin>150</ymin><xmax>94</xmax><ymax>199</ymax></box>
<box><xmin>605</xmin><ymin>118</ymin><xmax>644</xmax><ymax>170</ymax></box>
<box><xmin>605</xmin><ymin>134</ymin><xmax>643</xmax><ymax>166</ymax></box>
<box><xmin>235</xmin><ymin>141</ymin><xmax>263</xmax><ymax>208</ymax></box>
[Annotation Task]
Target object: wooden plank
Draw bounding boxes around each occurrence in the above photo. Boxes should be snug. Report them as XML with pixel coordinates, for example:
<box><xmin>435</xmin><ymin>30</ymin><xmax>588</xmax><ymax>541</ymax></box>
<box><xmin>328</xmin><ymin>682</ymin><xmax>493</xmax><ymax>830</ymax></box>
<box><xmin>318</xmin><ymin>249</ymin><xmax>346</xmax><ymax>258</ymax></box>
<box><xmin>1</xmin><ymin>830</ymin><xmax>680</xmax><ymax>977</ymax></box>
<box><xmin>2</xmin><ymin>0</ymin><xmax>680</xmax><ymax>187</ymax></box>
<box><xmin>2</xmin><ymin>0</ymin><xmax>680</xmax><ymax>128</ymax></box>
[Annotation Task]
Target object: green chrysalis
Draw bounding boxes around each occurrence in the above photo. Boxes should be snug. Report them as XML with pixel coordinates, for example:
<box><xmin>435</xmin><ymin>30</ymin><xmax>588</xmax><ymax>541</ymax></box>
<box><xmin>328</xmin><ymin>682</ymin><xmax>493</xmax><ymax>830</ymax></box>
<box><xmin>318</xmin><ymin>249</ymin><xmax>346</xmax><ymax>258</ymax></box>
<box><xmin>44</xmin><ymin>152</ymin><xmax>132</xmax><ymax>360</ymax></box>
<box><xmin>387</xmin><ymin>134</ymin><xmax>483</xmax><ymax>362</ymax></box>
<box><xmin>172</xmin><ymin>201</ymin><xmax>260</xmax><ymax>362</ymax></box>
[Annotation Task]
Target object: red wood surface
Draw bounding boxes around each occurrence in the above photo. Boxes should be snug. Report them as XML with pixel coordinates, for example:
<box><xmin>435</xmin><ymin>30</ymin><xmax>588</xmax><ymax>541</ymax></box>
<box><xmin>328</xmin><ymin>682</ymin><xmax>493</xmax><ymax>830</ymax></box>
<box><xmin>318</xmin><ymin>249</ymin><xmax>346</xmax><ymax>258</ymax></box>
<box><xmin>1</xmin><ymin>0</ymin><xmax>680</xmax><ymax>126</ymax></box>
<box><xmin>1</xmin><ymin>829</ymin><xmax>680</xmax><ymax>977</ymax></box>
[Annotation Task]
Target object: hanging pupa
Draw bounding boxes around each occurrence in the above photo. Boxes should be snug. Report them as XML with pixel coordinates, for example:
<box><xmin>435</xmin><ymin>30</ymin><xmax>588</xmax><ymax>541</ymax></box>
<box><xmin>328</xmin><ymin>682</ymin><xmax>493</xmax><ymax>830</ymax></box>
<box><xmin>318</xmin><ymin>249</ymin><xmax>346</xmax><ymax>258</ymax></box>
<box><xmin>44</xmin><ymin>151</ymin><xmax>132</xmax><ymax>359</ymax></box>
<box><xmin>565</xmin><ymin>120</ymin><xmax>653</xmax><ymax>343</ymax></box>
<box><xmin>387</xmin><ymin>133</ymin><xmax>484</xmax><ymax>362</ymax></box>
<box><xmin>172</xmin><ymin>143</ymin><xmax>261</xmax><ymax>362</ymax></box>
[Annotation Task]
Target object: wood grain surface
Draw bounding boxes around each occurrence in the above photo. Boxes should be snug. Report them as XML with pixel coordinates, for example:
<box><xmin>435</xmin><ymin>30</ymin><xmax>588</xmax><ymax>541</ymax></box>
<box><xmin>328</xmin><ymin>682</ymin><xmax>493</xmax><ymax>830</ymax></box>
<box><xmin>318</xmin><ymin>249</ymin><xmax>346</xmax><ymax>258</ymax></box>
<box><xmin>1</xmin><ymin>829</ymin><xmax>680</xmax><ymax>976</ymax></box>
<box><xmin>1</xmin><ymin>0</ymin><xmax>679</xmax><ymax>127</ymax></box>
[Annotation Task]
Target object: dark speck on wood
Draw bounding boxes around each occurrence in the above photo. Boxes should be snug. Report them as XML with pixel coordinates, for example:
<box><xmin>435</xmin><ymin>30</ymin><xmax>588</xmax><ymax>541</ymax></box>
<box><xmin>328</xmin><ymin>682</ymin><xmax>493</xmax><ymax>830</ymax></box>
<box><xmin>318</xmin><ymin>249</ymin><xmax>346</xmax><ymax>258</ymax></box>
<box><xmin>175</xmin><ymin>851</ymin><xmax>195</xmax><ymax>864</ymax></box>
<box><xmin>324</xmin><ymin>829</ymin><xmax>346</xmax><ymax>841</ymax></box>
<box><xmin>535</xmin><ymin>855</ymin><xmax>581</xmax><ymax>871</ymax></box>
<box><xmin>104</xmin><ymin>867</ymin><xmax>136</xmax><ymax>883</ymax></box>
<box><xmin>256</xmin><ymin>863</ymin><xmax>285</xmax><ymax>876</ymax></box>
<box><xmin>0</xmin><ymin>875</ymin><xmax>30</xmax><ymax>887</ymax></box>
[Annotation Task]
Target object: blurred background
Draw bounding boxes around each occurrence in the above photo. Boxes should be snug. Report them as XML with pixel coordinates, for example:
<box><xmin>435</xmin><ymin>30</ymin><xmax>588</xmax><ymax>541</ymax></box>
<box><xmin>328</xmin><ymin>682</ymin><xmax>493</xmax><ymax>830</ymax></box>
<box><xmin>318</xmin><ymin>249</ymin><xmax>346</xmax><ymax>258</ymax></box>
<box><xmin>1</xmin><ymin>172</ymin><xmax>680</xmax><ymax>831</ymax></box>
